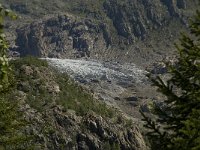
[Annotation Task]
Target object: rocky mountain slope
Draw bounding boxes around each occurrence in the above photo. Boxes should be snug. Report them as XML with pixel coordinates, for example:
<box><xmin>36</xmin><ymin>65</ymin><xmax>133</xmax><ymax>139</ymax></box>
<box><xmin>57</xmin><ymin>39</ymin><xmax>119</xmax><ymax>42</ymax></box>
<box><xmin>8</xmin><ymin>57</ymin><xmax>147</xmax><ymax>149</ymax></box>
<box><xmin>1</xmin><ymin>1</ymin><xmax>199</xmax><ymax>149</ymax></box>
<box><xmin>15</xmin><ymin>14</ymin><xmax>110</xmax><ymax>59</ymax></box>
<box><xmin>3</xmin><ymin>0</ymin><xmax>200</xmax><ymax>65</ymax></box>
<box><xmin>45</xmin><ymin>58</ymin><xmax>152</xmax><ymax>119</ymax></box>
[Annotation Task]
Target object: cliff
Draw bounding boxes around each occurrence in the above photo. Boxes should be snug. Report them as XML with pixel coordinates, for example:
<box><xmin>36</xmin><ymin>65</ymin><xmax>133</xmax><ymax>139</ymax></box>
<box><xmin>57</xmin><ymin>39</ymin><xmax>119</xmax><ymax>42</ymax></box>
<box><xmin>3</xmin><ymin>0</ymin><xmax>200</xmax><ymax>65</ymax></box>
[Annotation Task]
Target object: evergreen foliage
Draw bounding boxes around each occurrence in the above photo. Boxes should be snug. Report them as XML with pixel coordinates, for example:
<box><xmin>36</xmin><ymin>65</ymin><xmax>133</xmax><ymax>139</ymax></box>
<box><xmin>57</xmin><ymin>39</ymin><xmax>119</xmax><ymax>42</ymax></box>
<box><xmin>0</xmin><ymin>96</ymin><xmax>31</xmax><ymax>149</ymax></box>
<box><xmin>0</xmin><ymin>4</ymin><xmax>31</xmax><ymax>149</ymax></box>
<box><xmin>141</xmin><ymin>11</ymin><xmax>200</xmax><ymax>150</ymax></box>
<box><xmin>0</xmin><ymin>4</ymin><xmax>16</xmax><ymax>92</ymax></box>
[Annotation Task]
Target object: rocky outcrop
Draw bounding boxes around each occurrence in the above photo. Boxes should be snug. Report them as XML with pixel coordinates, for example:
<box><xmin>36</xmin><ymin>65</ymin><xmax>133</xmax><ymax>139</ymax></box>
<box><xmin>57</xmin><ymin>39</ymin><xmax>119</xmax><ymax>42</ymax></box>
<box><xmin>103</xmin><ymin>0</ymin><xmax>191</xmax><ymax>42</ymax></box>
<box><xmin>11</xmin><ymin>0</ymin><xmax>199</xmax><ymax>62</ymax></box>
<box><xmin>16</xmin><ymin>14</ymin><xmax>111</xmax><ymax>59</ymax></box>
<box><xmin>13</xmin><ymin>62</ymin><xmax>147</xmax><ymax>149</ymax></box>
<box><xmin>21</xmin><ymin>105</ymin><xmax>147</xmax><ymax>150</ymax></box>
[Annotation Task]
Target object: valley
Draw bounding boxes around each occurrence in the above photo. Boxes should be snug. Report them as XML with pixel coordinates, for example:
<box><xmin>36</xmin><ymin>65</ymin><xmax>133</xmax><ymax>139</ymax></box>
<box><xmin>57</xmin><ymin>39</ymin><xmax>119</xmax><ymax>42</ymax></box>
<box><xmin>0</xmin><ymin>0</ymin><xmax>199</xmax><ymax>149</ymax></box>
<box><xmin>45</xmin><ymin>58</ymin><xmax>161</xmax><ymax>120</ymax></box>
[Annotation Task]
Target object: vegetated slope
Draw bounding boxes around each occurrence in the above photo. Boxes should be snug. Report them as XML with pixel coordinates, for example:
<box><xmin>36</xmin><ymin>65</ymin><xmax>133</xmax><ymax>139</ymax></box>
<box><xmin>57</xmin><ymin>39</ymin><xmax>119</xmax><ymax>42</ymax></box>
<box><xmin>45</xmin><ymin>58</ymin><xmax>151</xmax><ymax>119</ymax></box>
<box><xmin>7</xmin><ymin>57</ymin><xmax>147</xmax><ymax>149</ymax></box>
<box><xmin>4</xmin><ymin>0</ymin><xmax>200</xmax><ymax>65</ymax></box>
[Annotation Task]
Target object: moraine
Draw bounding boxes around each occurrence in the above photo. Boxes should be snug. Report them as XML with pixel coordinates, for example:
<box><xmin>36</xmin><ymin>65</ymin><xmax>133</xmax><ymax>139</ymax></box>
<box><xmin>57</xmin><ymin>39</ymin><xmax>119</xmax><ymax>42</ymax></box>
<box><xmin>44</xmin><ymin>58</ymin><xmax>148</xmax><ymax>107</ymax></box>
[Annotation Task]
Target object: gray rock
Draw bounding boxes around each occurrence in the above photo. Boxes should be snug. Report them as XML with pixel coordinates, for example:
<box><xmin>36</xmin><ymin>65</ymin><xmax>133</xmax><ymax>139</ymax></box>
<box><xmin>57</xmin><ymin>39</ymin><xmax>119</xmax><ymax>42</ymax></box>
<box><xmin>15</xmin><ymin>14</ymin><xmax>110</xmax><ymax>59</ymax></box>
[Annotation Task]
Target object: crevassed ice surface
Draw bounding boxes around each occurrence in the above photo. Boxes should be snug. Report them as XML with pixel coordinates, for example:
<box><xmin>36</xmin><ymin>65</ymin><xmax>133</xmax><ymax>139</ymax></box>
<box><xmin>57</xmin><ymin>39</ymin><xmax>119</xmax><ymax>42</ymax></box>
<box><xmin>44</xmin><ymin>58</ymin><xmax>147</xmax><ymax>84</ymax></box>
<box><xmin>44</xmin><ymin>58</ymin><xmax>148</xmax><ymax>105</ymax></box>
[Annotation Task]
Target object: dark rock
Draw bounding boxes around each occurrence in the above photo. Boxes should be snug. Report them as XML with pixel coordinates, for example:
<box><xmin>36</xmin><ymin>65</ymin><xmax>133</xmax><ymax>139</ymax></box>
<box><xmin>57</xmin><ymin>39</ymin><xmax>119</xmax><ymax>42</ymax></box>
<box><xmin>140</xmin><ymin>102</ymin><xmax>153</xmax><ymax>113</ymax></box>
<box><xmin>17</xmin><ymin>82</ymin><xmax>30</xmax><ymax>93</ymax></box>
<box><xmin>78</xmin><ymin>141</ymin><xmax>89</xmax><ymax>150</ymax></box>
<box><xmin>10</xmin><ymin>3</ymin><xmax>29</xmax><ymax>14</ymax></box>
<box><xmin>177</xmin><ymin>0</ymin><xmax>187</xmax><ymax>9</ymax></box>
<box><xmin>126</xmin><ymin>96</ymin><xmax>138</xmax><ymax>102</ymax></box>
<box><xmin>114</xmin><ymin>97</ymin><xmax>121</xmax><ymax>101</ymax></box>
<box><xmin>151</xmin><ymin>62</ymin><xmax>168</xmax><ymax>74</ymax></box>
<box><xmin>103</xmin><ymin>0</ymin><xmax>186</xmax><ymax>41</ymax></box>
<box><xmin>91</xmin><ymin>79</ymin><xmax>99</xmax><ymax>83</ymax></box>
<box><xmin>9</xmin><ymin>51</ymin><xmax>20</xmax><ymax>58</ymax></box>
<box><xmin>15</xmin><ymin>14</ymin><xmax>111</xmax><ymax>59</ymax></box>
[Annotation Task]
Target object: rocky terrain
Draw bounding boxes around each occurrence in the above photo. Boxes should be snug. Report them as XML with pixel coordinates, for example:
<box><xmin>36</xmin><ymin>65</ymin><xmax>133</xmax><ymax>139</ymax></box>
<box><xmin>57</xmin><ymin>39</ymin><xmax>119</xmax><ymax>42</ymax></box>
<box><xmin>1</xmin><ymin>1</ymin><xmax>199</xmax><ymax>149</ymax></box>
<box><xmin>9</xmin><ymin>57</ymin><xmax>147</xmax><ymax>150</ymax></box>
<box><xmin>45</xmin><ymin>58</ymin><xmax>155</xmax><ymax>119</ymax></box>
<box><xmin>15</xmin><ymin>14</ymin><xmax>110</xmax><ymax>59</ymax></box>
<box><xmin>3</xmin><ymin>0</ymin><xmax>200</xmax><ymax>65</ymax></box>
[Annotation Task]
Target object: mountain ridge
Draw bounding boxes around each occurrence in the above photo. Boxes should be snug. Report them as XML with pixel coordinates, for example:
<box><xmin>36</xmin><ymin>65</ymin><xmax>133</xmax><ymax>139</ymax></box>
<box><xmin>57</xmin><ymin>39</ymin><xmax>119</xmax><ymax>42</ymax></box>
<box><xmin>3</xmin><ymin>0</ymin><xmax>200</xmax><ymax>66</ymax></box>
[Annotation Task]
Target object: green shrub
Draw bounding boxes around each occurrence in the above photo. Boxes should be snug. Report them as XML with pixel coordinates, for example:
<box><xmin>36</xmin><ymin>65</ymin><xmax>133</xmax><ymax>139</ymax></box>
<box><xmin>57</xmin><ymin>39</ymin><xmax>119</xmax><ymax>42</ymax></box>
<box><xmin>11</xmin><ymin>56</ymin><xmax>48</xmax><ymax>69</ymax></box>
<box><xmin>141</xmin><ymin>11</ymin><xmax>200</xmax><ymax>150</ymax></box>
<box><xmin>56</xmin><ymin>73</ymin><xmax>115</xmax><ymax>118</ymax></box>
<box><xmin>11</xmin><ymin>57</ymin><xmax>115</xmax><ymax>118</ymax></box>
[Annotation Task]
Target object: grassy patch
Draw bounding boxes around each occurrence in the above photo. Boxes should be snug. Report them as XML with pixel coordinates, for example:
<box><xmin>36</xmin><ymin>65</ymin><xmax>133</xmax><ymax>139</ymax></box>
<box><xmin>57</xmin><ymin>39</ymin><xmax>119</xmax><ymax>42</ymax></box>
<box><xmin>11</xmin><ymin>56</ymin><xmax>48</xmax><ymax>68</ymax></box>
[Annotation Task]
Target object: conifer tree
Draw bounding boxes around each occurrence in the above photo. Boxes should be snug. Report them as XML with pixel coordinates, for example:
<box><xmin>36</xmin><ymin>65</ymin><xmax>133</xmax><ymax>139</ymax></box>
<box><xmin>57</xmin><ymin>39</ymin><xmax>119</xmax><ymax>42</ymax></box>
<box><xmin>141</xmin><ymin>11</ymin><xmax>200</xmax><ymax>150</ymax></box>
<box><xmin>0</xmin><ymin>4</ymin><xmax>31</xmax><ymax>149</ymax></box>
<box><xmin>0</xmin><ymin>4</ymin><xmax>16</xmax><ymax>91</ymax></box>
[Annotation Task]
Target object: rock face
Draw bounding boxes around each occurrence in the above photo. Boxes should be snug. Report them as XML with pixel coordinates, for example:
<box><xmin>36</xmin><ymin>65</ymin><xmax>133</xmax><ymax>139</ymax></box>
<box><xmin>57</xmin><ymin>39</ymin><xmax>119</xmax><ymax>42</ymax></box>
<box><xmin>9</xmin><ymin>0</ymin><xmax>199</xmax><ymax>64</ymax></box>
<box><xmin>13</xmin><ymin>61</ymin><xmax>147</xmax><ymax>150</ymax></box>
<box><xmin>24</xmin><ymin>106</ymin><xmax>147</xmax><ymax>150</ymax></box>
<box><xmin>16</xmin><ymin>14</ymin><xmax>111</xmax><ymax>59</ymax></box>
<box><xmin>104</xmin><ymin>0</ymin><xmax>188</xmax><ymax>41</ymax></box>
